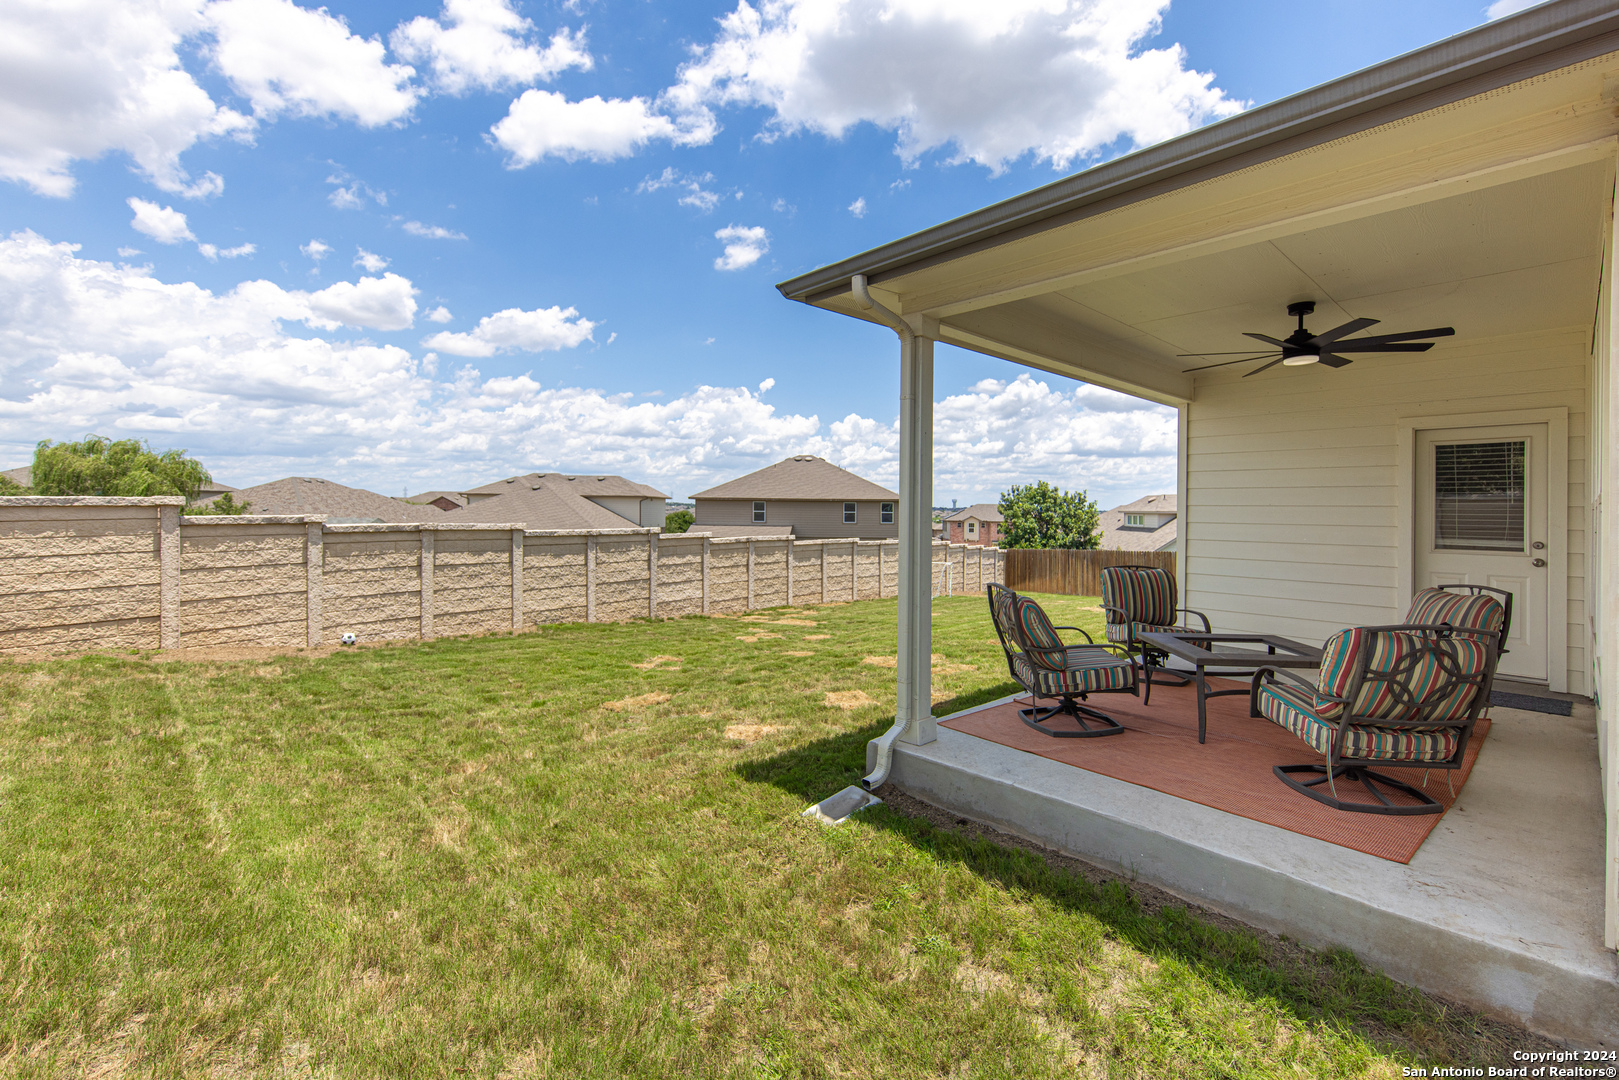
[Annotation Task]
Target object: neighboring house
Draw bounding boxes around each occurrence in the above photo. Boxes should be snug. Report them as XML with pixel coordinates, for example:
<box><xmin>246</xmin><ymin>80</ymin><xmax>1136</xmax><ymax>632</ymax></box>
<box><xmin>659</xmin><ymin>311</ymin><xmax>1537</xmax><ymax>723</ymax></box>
<box><xmin>407</xmin><ymin>490</ymin><xmax>467</xmax><ymax>511</ymax></box>
<box><xmin>942</xmin><ymin>503</ymin><xmax>1002</xmax><ymax>547</ymax></box>
<box><xmin>438</xmin><ymin>482</ymin><xmax>641</xmax><ymax>531</ymax></box>
<box><xmin>689</xmin><ymin>455</ymin><xmax>898</xmax><ymax>540</ymax></box>
<box><xmin>457</xmin><ymin>472</ymin><xmax>667</xmax><ymax>528</ymax></box>
<box><xmin>214</xmin><ymin>477</ymin><xmax>433</xmax><ymax>522</ymax></box>
<box><xmin>1096</xmin><ymin>494</ymin><xmax>1176</xmax><ymax>552</ymax></box>
<box><xmin>777</xmin><ymin>2</ymin><xmax>1619</xmax><ymax>1043</ymax></box>
<box><xmin>2</xmin><ymin>466</ymin><xmax>30</xmax><ymax>488</ymax></box>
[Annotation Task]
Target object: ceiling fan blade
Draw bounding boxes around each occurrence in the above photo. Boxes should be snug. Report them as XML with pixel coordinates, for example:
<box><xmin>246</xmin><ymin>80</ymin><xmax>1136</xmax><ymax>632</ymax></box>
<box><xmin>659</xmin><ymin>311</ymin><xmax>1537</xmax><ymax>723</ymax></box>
<box><xmin>1243</xmin><ymin>332</ymin><xmax>1289</xmax><ymax>348</ymax></box>
<box><xmin>1181</xmin><ymin>353</ymin><xmax>1277</xmax><ymax>373</ymax></box>
<box><xmin>1308</xmin><ymin>317</ymin><xmax>1379</xmax><ymax>347</ymax></box>
<box><xmin>1338</xmin><ymin>326</ymin><xmax>1455</xmax><ymax>345</ymax></box>
<box><xmin>1317</xmin><ymin>353</ymin><xmax>1353</xmax><ymax>368</ymax></box>
<box><xmin>1240</xmin><ymin>356</ymin><xmax>1289</xmax><ymax>378</ymax></box>
<box><xmin>1328</xmin><ymin>341</ymin><xmax>1434</xmax><ymax>353</ymax></box>
<box><xmin>1175</xmin><ymin>350</ymin><xmax>1278</xmax><ymax>356</ymax></box>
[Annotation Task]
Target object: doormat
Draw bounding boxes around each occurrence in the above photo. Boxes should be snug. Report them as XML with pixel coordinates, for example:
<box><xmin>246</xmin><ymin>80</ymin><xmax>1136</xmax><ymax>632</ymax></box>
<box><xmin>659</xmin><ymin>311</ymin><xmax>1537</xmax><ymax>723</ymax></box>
<box><xmin>940</xmin><ymin>678</ymin><xmax>1488</xmax><ymax>863</ymax></box>
<box><xmin>1489</xmin><ymin>691</ymin><xmax>1572</xmax><ymax>716</ymax></box>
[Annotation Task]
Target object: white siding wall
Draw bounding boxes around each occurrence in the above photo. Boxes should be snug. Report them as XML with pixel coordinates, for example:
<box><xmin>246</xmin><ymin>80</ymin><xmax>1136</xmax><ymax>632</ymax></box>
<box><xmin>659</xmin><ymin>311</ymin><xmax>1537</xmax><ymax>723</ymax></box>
<box><xmin>1185</xmin><ymin>325</ymin><xmax>1590</xmax><ymax>693</ymax></box>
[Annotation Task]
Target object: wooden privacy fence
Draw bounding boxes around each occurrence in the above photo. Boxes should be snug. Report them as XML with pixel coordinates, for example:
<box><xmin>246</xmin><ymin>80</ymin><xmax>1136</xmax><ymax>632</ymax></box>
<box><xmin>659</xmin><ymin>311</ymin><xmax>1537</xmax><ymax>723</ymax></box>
<box><xmin>1003</xmin><ymin>548</ymin><xmax>1176</xmax><ymax>597</ymax></box>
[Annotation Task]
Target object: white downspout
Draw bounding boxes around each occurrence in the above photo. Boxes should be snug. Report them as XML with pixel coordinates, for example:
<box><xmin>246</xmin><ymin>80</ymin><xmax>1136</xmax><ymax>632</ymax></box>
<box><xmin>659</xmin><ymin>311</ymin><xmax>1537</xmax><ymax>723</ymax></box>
<box><xmin>851</xmin><ymin>274</ymin><xmax>936</xmax><ymax>791</ymax></box>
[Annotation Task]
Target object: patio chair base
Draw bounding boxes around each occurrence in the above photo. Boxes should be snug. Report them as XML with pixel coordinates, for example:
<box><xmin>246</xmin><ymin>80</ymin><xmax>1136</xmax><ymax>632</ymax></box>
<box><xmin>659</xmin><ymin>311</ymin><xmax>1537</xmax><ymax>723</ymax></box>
<box><xmin>1020</xmin><ymin>698</ymin><xmax>1126</xmax><ymax>738</ymax></box>
<box><xmin>1274</xmin><ymin>763</ymin><xmax>1443</xmax><ymax>816</ymax></box>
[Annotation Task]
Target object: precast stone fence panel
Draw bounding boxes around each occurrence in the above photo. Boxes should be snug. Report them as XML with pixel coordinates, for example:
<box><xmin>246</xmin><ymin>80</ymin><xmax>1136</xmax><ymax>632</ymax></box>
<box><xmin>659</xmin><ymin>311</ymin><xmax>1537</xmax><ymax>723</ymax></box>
<box><xmin>0</xmin><ymin>498</ymin><xmax>1006</xmax><ymax>652</ymax></box>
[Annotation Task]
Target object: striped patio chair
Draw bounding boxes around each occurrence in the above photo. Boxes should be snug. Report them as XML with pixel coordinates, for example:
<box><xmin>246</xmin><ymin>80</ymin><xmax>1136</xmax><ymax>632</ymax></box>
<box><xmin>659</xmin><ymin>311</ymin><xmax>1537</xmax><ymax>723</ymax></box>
<box><xmin>1098</xmin><ymin>564</ymin><xmax>1211</xmax><ymax>702</ymax></box>
<box><xmin>987</xmin><ymin>583</ymin><xmax>1137</xmax><ymax>738</ymax></box>
<box><xmin>1405</xmin><ymin>585</ymin><xmax>1511</xmax><ymax>658</ymax></box>
<box><xmin>1249</xmin><ymin>623</ymin><xmax>1499</xmax><ymax>815</ymax></box>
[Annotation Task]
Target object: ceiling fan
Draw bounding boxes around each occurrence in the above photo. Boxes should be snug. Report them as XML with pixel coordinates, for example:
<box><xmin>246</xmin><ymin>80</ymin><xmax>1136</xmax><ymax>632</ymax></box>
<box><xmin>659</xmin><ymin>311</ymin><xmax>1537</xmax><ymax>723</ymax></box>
<box><xmin>1179</xmin><ymin>301</ymin><xmax>1455</xmax><ymax>377</ymax></box>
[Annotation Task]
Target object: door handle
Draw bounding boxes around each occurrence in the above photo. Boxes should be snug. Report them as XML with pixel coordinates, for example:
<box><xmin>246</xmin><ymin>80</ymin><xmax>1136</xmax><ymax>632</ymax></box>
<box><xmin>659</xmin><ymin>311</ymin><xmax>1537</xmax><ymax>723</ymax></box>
<box><xmin>1532</xmin><ymin>558</ymin><xmax>1547</xmax><ymax>567</ymax></box>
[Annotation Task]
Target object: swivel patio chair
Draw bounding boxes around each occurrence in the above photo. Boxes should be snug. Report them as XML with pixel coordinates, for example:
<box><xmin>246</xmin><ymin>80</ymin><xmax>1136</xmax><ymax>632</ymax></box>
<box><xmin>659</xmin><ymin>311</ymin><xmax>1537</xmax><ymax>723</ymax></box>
<box><xmin>1404</xmin><ymin>584</ymin><xmax>1511</xmax><ymax>658</ymax></box>
<box><xmin>1250</xmin><ymin>623</ymin><xmax>1499</xmax><ymax>815</ymax></box>
<box><xmin>1098</xmin><ymin>564</ymin><xmax>1211</xmax><ymax>703</ymax></box>
<box><xmin>988</xmin><ymin>583</ymin><xmax>1137</xmax><ymax>738</ymax></box>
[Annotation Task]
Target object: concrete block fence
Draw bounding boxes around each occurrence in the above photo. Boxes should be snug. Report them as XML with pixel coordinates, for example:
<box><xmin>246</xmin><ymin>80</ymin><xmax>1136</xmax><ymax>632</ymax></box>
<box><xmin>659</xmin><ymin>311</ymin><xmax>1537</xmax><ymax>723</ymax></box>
<box><xmin>0</xmin><ymin>497</ymin><xmax>1006</xmax><ymax>653</ymax></box>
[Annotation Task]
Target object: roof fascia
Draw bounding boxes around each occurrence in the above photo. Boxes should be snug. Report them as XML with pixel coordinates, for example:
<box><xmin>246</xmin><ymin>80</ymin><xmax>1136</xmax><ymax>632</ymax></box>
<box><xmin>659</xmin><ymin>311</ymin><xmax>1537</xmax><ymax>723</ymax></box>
<box><xmin>775</xmin><ymin>0</ymin><xmax>1619</xmax><ymax>306</ymax></box>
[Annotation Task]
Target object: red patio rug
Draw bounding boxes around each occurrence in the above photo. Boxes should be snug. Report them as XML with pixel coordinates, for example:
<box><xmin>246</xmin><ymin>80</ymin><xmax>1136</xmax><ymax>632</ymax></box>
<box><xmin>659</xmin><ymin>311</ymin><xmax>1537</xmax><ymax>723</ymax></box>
<box><xmin>940</xmin><ymin>678</ymin><xmax>1490</xmax><ymax>863</ymax></box>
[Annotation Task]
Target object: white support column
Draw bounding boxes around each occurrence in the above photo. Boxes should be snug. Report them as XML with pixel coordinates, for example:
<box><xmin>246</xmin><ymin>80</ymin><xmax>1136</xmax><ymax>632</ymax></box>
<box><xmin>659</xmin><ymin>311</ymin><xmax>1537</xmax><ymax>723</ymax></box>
<box><xmin>511</xmin><ymin>528</ymin><xmax>525</xmax><ymax>630</ymax></box>
<box><xmin>648</xmin><ymin>532</ymin><xmax>658</xmax><ymax>618</ymax></box>
<box><xmin>1602</xmin><ymin>173</ymin><xmax>1619</xmax><ymax>951</ymax></box>
<box><xmin>306</xmin><ymin>522</ymin><xmax>323</xmax><ymax>647</ymax></box>
<box><xmin>420</xmin><ymin>530</ymin><xmax>435</xmax><ymax>640</ymax></box>
<box><xmin>158</xmin><ymin>504</ymin><xmax>180</xmax><ymax>649</ymax></box>
<box><xmin>1176</xmin><ymin>401</ymin><xmax>1191</xmax><ymax>612</ymax></box>
<box><xmin>896</xmin><ymin>330</ymin><xmax>936</xmax><ymax>745</ymax></box>
<box><xmin>586</xmin><ymin>535</ymin><xmax>597</xmax><ymax>622</ymax></box>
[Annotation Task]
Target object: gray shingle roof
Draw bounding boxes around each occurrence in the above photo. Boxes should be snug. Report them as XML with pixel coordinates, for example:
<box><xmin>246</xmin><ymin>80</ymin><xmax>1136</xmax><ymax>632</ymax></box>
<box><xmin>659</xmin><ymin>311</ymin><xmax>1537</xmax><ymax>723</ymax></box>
<box><xmin>462</xmin><ymin>472</ymin><xmax>667</xmax><ymax>500</ymax></box>
<box><xmin>1096</xmin><ymin>494</ymin><xmax>1177</xmax><ymax>551</ymax></box>
<box><xmin>689</xmin><ymin>456</ymin><xmax>897</xmax><ymax>501</ymax></box>
<box><xmin>221</xmin><ymin>477</ymin><xmax>436</xmax><ymax>521</ymax></box>
<box><xmin>943</xmin><ymin>502</ymin><xmax>1003</xmax><ymax>523</ymax></box>
<box><xmin>437</xmin><ymin>484</ymin><xmax>638</xmax><ymax>530</ymax></box>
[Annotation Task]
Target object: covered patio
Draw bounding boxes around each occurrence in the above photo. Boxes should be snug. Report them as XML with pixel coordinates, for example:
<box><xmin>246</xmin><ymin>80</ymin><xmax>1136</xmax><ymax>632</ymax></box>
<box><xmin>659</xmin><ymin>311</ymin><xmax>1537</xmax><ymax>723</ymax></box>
<box><xmin>779</xmin><ymin>0</ymin><xmax>1619</xmax><ymax>1048</ymax></box>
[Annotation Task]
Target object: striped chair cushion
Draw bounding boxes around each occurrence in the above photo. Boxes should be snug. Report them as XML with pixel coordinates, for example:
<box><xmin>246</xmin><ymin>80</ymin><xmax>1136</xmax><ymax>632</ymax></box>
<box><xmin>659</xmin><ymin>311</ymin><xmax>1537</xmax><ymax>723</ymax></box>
<box><xmin>1100</xmin><ymin>566</ymin><xmax>1177</xmax><ymax>629</ymax></box>
<box><xmin>990</xmin><ymin>586</ymin><xmax>1021</xmax><ymax>644</ymax></box>
<box><xmin>1104</xmin><ymin>620</ymin><xmax>1184</xmax><ymax>644</ymax></box>
<box><xmin>1012</xmin><ymin>649</ymin><xmax>1135</xmax><ymax>697</ymax></box>
<box><xmin>1257</xmin><ymin>680</ymin><xmax>1461</xmax><ymax>763</ymax></box>
<box><xmin>1405</xmin><ymin>588</ymin><xmax>1506</xmax><ymax>635</ymax></box>
<box><xmin>1013</xmin><ymin>595</ymin><xmax>1066</xmax><ymax>662</ymax></box>
<box><xmin>1315</xmin><ymin>628</ymin><xmax>1490</xmax><ymax>723</ymax></box>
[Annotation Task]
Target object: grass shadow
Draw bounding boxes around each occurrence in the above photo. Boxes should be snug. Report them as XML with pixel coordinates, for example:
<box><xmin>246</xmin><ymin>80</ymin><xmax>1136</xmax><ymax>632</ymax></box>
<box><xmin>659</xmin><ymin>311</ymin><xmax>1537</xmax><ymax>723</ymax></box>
<box><xmin>735</xmin><ymin>714</ymin><xmax>1542</xmax><ymax>1065</ymax></box>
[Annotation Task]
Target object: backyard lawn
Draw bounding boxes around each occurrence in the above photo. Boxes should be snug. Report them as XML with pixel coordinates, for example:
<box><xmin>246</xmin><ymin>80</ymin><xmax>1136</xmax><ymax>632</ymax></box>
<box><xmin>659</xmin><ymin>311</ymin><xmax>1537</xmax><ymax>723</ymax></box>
<box><xmin>0</xmin><ymin>594</ymin><xmax>1545</xmax><ymax>1077</ymax></box>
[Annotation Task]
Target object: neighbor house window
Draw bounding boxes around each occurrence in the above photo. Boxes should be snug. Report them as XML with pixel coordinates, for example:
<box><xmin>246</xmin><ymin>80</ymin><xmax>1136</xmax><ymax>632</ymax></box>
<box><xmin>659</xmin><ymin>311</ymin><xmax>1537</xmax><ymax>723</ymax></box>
<box><xmin>880</xmin><ymin>503</ymin><xmax>894</xmax><ymax>524</ymax></box>
<box><xmin>967</xmin><ymin>521</ymin><xmax>977</xmax><ymax>537</ymax></box>
<box><xmin>1125</xmin><ymin>513</ymin><xmax>1145</xmax><ymax>526</ymax></box>
<box><xmin>844</xmin><ymin>502</ymin><xmax>857</xmax><ymax>524</ymax></box>
<box><xmin>752</xmin><ymin>501</ymin><xmax>766</xmax><ymax>523</ymax></box>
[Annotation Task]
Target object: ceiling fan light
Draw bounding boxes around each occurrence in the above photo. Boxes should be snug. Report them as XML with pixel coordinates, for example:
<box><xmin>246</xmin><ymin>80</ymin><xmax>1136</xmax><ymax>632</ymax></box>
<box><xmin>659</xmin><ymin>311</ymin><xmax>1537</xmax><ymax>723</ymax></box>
<box><xmin>1281</xmin><ymin>355</ymin><xmax>1318</xmax><ymax>366</ymax></box>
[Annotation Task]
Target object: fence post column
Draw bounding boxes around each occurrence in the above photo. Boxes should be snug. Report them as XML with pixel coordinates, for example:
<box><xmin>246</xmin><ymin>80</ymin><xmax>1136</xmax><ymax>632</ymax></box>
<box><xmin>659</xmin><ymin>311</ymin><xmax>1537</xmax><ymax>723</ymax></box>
<box><xmin>747</xmin><ymin>540</ymin><xmax>755</xmax><ymax>609</ymax></box>
<box><xmin>701</xmin><ymin>537</ymin><xmax>711</xmax><ymax>615</ymax></box>
<box><xmin>307</xmin><ymin>522</ymin><xmax>323</xmax><ymax>646</ymax></box>
<box><xmin>851</xmin><ymin>541</ymin><xmax>858</xmax><ymax>601</ymax></box>
<box><xmin>511</xmin><ymin>528</ymin><xmax>524</xmax><ymax>630</ymax></box>
<box><xmin>158</xmin><ymin>504</ymin><xmax>180</xmax><ymax>649</ymax></box>
<box><xmin>786</xmin><ymin>540</ymin><xmax>794</xmax><ymax>604</ymax></box>
<box><xmin>586</xmin><ymin>535</ymin><xmax>597</xmax><ymax>622</ymax></box>
<box><xmin>648</xmin><ymin>532</ymin><xmax>658</xmax><ymax>618</ymax></box>
<box><xmin>420</xmin><ymin>530</ymin><xmax>435</xmax><ymax>640</ymax></box>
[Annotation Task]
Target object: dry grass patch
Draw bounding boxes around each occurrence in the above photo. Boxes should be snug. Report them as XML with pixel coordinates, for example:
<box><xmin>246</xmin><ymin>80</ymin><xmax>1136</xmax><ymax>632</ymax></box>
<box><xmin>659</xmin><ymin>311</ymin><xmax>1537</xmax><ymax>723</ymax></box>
<box><xmin>735</xmin><ymin>633</ymin><xmax>781</xmax><ymax>643</ymax></box>
<box><xmin>782</xmin><ymin>650</ymin><xmax>814</xmax><ymax>657</ymax></box>
<box><xmin>601</xmin><ymin>691</ymin><xmax>672</xmax><ymax>711</ymax></box>
<box><xmin>822</xmin><ymin>690</ymin><xmax>875</xmax><ymax>710</ymax></box>
<box><xmin>803</xmin><ymin>634</ymin><xmax>831</xmax><ymax>641</ymax></box>
<box><xmin>772</xmin><ymin>618</ymin><xmax>818</xmax><ymax>626</ymax></box>
<box><xmin>723</xmin><ymin>724</ymin><xmax>782</xmax><ymax>744</ymax></box>
<box><xmin>630</xmin><ymin>655</ymin><xmax>681</xmax><ymax>670</ymax></box>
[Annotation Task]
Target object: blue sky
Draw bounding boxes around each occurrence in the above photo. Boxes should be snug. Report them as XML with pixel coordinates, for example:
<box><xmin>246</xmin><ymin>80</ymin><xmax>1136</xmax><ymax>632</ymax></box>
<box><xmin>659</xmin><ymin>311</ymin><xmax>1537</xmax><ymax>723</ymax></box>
<box><xmin>0</xmin><ymin>0</ymin><xmax>1529</xmax><ymax>506</ymax></box>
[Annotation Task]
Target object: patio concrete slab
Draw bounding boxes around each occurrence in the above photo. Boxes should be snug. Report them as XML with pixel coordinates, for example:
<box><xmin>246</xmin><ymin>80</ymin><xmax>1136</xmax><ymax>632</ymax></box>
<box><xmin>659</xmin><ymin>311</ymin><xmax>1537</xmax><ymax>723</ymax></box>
<box><xmin>887</xmin><ymin>695</ymin><xmax>1618</xmax><ymax>1049</ymax></box>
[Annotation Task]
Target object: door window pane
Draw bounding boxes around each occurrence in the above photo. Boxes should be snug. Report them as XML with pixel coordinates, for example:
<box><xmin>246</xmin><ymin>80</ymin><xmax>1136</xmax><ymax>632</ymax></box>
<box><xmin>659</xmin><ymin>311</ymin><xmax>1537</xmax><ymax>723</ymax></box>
<box><xmin>1434</xmin><ymin>440</ymin><xmax>1525</xmax><ymax>551</ymax></box>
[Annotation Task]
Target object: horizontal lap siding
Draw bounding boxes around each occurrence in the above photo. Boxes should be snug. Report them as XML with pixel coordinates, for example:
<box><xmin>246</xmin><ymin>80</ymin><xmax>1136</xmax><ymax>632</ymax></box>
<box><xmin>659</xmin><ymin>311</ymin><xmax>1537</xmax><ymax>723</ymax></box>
<box><xmin>525</xmin><ymin>537</ymin><xmax>587</xmax><ymax>624</ymax></box>
<box><xmin>180</xmin><ymin>525</ymin><xmax>307</xmax><ymax>647</ymax></box>
<box><xmin>324</xmin><ymin>533</ymin><xmax>421</xmax><ymax>641</ymax></box>
<box><xmin>594</xmin><ymin>537</ymin><xmax>650</xmax><ymax>622</ymax></box>
<box><xmin>0</xmin><ymin>506</ymin><xmax>163</xmax><ymax>652</ymax></box>
<box><xmin>655</xmin><ymin>536</ymin><xmax>704</xmax><ymax>617</ymax></box>
<box><xmin>1186</xmin><ymin>329</ymin><xmax>1589</xmax><ymax>691</ymax></box>
<box><xmin>434</xmin><ymin>535</ymin><xmax>511</xmax><ymax>636</ymax></box>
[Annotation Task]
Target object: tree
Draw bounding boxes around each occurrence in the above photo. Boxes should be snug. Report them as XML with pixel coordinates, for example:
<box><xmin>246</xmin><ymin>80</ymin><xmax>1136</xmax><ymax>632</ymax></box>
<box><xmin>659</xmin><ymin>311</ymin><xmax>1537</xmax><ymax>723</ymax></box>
<box><xmin>0</xmin><ymin>474</ymin><xmax>28</xmax><ymax>495</ymax></box>
<box><xmin>664</xmin><ymin>509</ymin><xmax>694</xmax><ymax>533</ymax></box>
<box><xmin>997</xmin><ymin>481</ymin><xmax>1099</xmax><ymax>550</ymax></box>
<box><xmin>183</xmin><ymin>492</ymin><xmax>252</xmax><ymax>516</ymax></box>
<box><xmin>31</xmin><ymin>436</ymin><xmax>212</xmax><ymax>500</ymax></box>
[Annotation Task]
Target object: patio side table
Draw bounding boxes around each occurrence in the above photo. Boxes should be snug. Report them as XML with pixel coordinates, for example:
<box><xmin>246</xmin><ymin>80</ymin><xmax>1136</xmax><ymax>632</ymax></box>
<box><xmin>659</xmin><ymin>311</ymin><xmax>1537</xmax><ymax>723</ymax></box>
<box><xmin>1136</xmin><ymin>631</ymin><xmax>1323</xmax><ymax>743</ymax></box>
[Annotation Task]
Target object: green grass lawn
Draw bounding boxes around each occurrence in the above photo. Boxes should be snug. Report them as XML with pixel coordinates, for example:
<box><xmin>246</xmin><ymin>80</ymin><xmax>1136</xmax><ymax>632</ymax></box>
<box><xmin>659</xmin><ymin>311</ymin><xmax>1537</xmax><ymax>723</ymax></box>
<box><xmin>0</xmin><ymin>594</ymin><xmax>1542</xmax><ymax>1077</ymax></box>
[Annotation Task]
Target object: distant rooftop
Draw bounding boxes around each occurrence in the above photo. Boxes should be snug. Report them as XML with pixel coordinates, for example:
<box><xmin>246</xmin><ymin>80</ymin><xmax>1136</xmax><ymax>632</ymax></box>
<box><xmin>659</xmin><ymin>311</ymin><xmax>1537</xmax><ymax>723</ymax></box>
<box><xmin>690</xmin><ymin>455</ymin><xmax>896</xmax><ymax>501</ymax></box>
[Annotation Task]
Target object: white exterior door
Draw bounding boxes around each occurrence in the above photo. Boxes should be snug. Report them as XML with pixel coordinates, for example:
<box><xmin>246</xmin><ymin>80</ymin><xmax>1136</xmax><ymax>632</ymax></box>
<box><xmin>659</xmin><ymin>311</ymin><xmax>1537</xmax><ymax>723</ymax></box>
<box><xmin>1415</xmin><ymin>424</ymin><xmax>1549</xmax><ymax>681</ymax></box>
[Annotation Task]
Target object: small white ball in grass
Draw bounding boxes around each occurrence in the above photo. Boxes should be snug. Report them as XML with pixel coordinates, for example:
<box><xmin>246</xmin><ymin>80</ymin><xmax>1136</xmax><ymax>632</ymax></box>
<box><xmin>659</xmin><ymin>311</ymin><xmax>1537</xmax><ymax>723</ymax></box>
<box><xmin>341</xmin><ymin>632</ymin><xmax>357</xmax><ymax>646</ymax></box>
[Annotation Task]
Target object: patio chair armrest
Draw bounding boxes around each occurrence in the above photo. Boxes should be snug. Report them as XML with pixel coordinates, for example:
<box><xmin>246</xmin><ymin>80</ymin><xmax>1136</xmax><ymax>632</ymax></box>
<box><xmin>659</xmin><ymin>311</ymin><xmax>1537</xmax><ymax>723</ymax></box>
<box><xmin>1100</xmin><ymin>604</ymin><xmax>1129</xmax><ymax>622</ymax></box>
<box><xmin>1177</xmin><ymin>608</ymin><xmax>1212</xmax><ymax>633</ymax></box>
<box><xmin>1053</xmin><ymin>625</ymin><xmax>1096</xmax><ymax>644</ymax></box>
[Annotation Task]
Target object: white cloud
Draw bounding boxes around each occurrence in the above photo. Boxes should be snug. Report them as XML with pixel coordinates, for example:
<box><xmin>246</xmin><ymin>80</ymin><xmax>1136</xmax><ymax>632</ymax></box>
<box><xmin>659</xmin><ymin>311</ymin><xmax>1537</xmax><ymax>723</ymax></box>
<box><xmin>426</xmin><ymin>305</ymin><xmax>453</xmax><ymax>323</ymax></box>
<box><xmin>206</xmin><ymin>0</ymin><xmax>419</xmax><ymax>126</ymax></box>
<box><xmin>1486</xmin><ymin>0</ymin><xmax>1542</xmax><ymax>17</ymax></box>
<box><xmin>117</xmin><ymin>247</ymin><xmax>144</xmax><ymax>258</ymax></box>
<box><xmin>848</xmin><ymin>196</ymin><xmax>866</xmax><ymax>217</ymax></box>
<box><xmin>490</xmin><ymin>89</ymin><xmax>711</xmax><ymax>165</ymax></box>
<box><xmin>0</xmin><ymin>0</ymin><xmax>251</xmax><ymax>198</ymax></box>
<box><xmin>197</xmin><ymin>241</ymin><xmax>255</xmax><ymax>260</ymax></box>
<box><xmin>300</xmin><ymin>238</ymin><xmax>331</xmax><ymax>261</ymax></box>
<box><xmin>354</xmin><ymin>248</ymin><xmax>390</xmax><ymax>272</ymax></box>
<box><xmin>304</xmin><ymin>273</ymin><xmax>418</xmax><ymax>331</ymax></box>
<box><xmin>326</xmin><ymin>169</ymin><xmax>386</xmax><ymax>209</ymax></box>
<box><xmin>128</xmin><ymin>197</ymin><xmax>195</xmax><ymax>244</ymax></box>
<box><xmin>638</xmin><ymin>167</ymin><xmax>722</xmax><ymax>211</ymax></box>
<box><xmin>666</xmin><ymin>0</ymin><xmax>1243</xmax><ymax>173</ymax></box>
<box><xmin>403</xmin><ymin>221</ymin><xmax>467</xmax><ymax>240</ymax></box>
<box><xmin>391</xmin><ymin>0</ymin><xmax>591</xmax><ymax>94</ymax></box>
<box><xmin>713</xmin><ymin>224</ymin><xmax>768</xmax><ymax>270</ymax></box>
<box><xmin>423</xmin><ymin>304</ymin><xmax>596</xmax><ymax>356</ymax></box>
